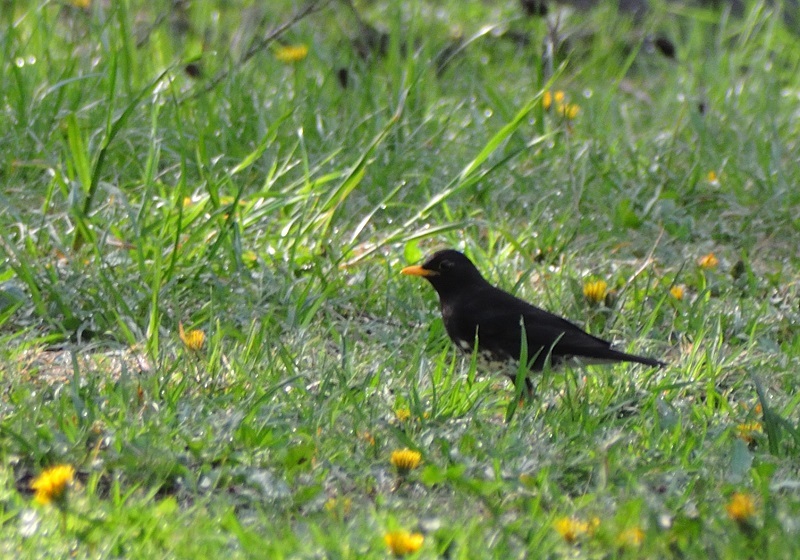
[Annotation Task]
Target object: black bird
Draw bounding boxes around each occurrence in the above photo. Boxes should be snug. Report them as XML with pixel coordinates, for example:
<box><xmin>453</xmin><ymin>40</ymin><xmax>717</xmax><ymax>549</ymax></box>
<box><xmin>402</xmin><ymin>249</ymin><xmax>664</xmax><ymax>391</ymax></box>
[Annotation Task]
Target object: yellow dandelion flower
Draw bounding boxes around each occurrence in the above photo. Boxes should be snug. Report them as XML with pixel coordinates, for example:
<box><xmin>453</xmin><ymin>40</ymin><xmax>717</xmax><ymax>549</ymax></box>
<box><xmin>519</xmin><ymin>473</ymin><xmax>535</xmax><ymax>486</ymax></box>
<box><xmin>275</xmin><ymin>44</ymin><xmax>309</xmax><ymax>63</ymax></box>
<box><xmin>395</xmin><ymin>408</ymin><xmax>411</xmax><ymax>422</ymax></box>
<box><xmin>384</xmin><ymin>530</ymin><xmax>424</xmax><ymax>556</ymax></box>
<box><xmin>558</xmin><ymin>103</ymin><xmax>580</xmax><ymax>119</ymax></box>
<box><xmin>70</xmin><ymin>0</ymin><xmax>91</xmax><ymax>7</ymax></box>
<box><xmin>219</xmin><ymin>195</ymin><xmax>248</xmax><ymax>206</ymax></box>
<box><xmin>670</xmin><ymin>285</ymin><xmax>685</xmax><ymax>300</ymax></box>
<box><xmin>617</xmin><ymin>527</ymin><xmax>645</xmax><ymax>547</ymax></box>
<box><xmin>583</xmin><ymin>280</ymin><xmax>608</xmax><ymax>303</ymax></box>
<box><xmin>390</xmin><ymin>449</ymin><xmax>422</xmax><ymax>474</ymax></box>
<box><xmin>726</xmin><ymin>492</ymin><xmax>756</xmax><ymax>522</ymax></box>
<box><xmin>736</xmin><ymin>421</ymin><xmax>762</xmax><ymax>444</ymax></box>
<box><xmin>698</xmin><ymin>252</ymin><xmax>719</xmax><ymax>269</ymax></box>
<box><xmin>324</xmin><ymin>497</ymin><xmax>352</xmax><ymax>519</ymax></box>
<box><xmin>553</xmin><ymin>516</ymin><xmax>593</xmax><ymax>543</ymax></box>
<box><xmin>242</xmin><ymin>250</ymin><xmax>259</xmax><ymax>267</ymax></box>
<box><xmin>31</xmin><ymin>464</ymin><xmax>75</xmax><ymax>505</ymax></box>
<box><xmin>543</xmin><ymin>90</ymin><xmax>566</xmax><ymax>110</ymax></box>
<box><xmin>707</xmin><ymin>170</ymin><xmax>719</xmax><ymax>184</ymax></box>
<box><xmin>179</xmin><ymin>322</ymin><xmax>205</xmax><ymax>351</ymax></box>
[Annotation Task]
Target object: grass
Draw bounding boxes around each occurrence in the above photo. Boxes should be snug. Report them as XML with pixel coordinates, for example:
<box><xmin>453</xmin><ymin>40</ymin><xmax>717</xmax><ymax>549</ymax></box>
<box><xmin>1</xmin><ymin>0</ymin><xmax>799</xmax><ymax>557</ymax></box>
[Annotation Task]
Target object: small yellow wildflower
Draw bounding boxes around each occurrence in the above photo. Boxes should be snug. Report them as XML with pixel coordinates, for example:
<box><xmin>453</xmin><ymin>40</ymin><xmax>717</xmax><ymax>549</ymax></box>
<box><xmin>617</xmin><ymin>527</ymin><xmax>645</xmax><ymax>547</ymax></box>
<box><xmin>553</xmin><ymin>517</ymin><xmax>580</xmax><ymax>543</ymax></box>
<box><xmin>707</xmin><ymin>170</ymin><xmax>719</xmax><ymax>185</ymax></box>
<box><xmin>698</xmin><ymin>252</ymin><xmax>719</xmax><ymax>269</ymax></box>
<box><xmin>670</xmin><ymin>285</ymin><xmax>685</xmax><ymax>300</ymax></box>
<box><xmin>543</xmin><ymin>91</ymin><xmax>579</xmax><ymax>119</ymax></box>
<box><xmin>384</xmin><ymin>530</ymin><xmax>424</xmax><ymax>556</ymax></box>
<box><xmin>219</xmin><ymin>195</ymin><xmax>248</xmax><ymax>207</ymax></box>
<box><xmin>395</xmin><ymin>408</ymin><xmax>411</xmax><ymax>422</ymax></box>
<box><xmin>275</xmin><ymin>44</ymin><xmax>309</xmax><ymax>63</ymax></box>
<box><xmin>553</xmin><ymin>516</ymin><xmax>596</xmax><ymax>543</ymax></box>
<box><xmin>390</xmin><ymin>449</ymin><xmax>422</xmax><ymax>474</ymax></box>
<box><xmin>242</xmin><ymin>250</ymin><xmax>259</xmax><ymax>267</ymax></box>
<box><xmin>324</xmin><ymin>497</ymin><xmax>352</xmax><ymax>519</ymax></box>
<box><xmin>736</xmin><ymin>422</ymin><xmax>762</xmax><ymax>444</ymax></box>
<box><xmin>179</xmin><ymin>322</ymin><xmax>205</xmax><ymax>351</ymax></box>
<box><xmin>31</xmin><ymin>464</ymin><xmax>75</xmax><ymax>506</ymax></box>
<box><xmin>70</xmin><ymin>0</ymin><xmax>91</xmax><ymax>7</ymax></box>
<box><xmin>360</xmin><ymin>431</ymin><xmax>376</xmax><ymax>446</ymax></box>
<box><xmin>583</xmin><ymin>280</ymin><xmax>608</xmax><ymax>304</ymax></box>
<box><xmin>726</xmin><ymin>492</ymin><xmax>756</xmax><ymax>522</ymax></box>
<box><xmin>542</xmin><ymin>90</ymin><xmax>565</xmax><ymax>110</ymax></box>
<box><xmin>558</xmin><ymin>103</ymin><xmax>580</xmax><ymax>119</ymax></box>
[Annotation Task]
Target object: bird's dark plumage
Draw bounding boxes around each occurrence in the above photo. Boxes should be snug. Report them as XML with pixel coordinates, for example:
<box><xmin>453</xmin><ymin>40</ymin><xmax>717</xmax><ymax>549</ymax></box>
<box><xmin>402</xmin><ymin>249</ymin><xmax>664</xmax><ymax>388</ymax></box>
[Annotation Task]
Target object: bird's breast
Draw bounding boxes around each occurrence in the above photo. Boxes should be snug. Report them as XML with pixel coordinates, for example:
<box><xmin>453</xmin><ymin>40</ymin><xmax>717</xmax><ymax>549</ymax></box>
<box><xmin>441</xmin><ymin>300</ymin><xmax>479</xmax><ymax>352</ymax></box>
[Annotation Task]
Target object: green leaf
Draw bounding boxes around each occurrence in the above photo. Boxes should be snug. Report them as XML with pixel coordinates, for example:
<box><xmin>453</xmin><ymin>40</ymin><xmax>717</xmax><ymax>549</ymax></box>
<box><xmin>729</xmin><ymin>439</ymin><xmax>753</xmax><ymax>482</ymax></box>
<box><xmin>403</xmin><ymin>240</ymin><xmax>423</xmax><ymax>264</ymax></box>
<box><xmin>614</xmin><ymin>198</ymin><xmax>643</xmax><ymax>229</ymax></box>
<box><xmin>65</xmin><ymin>113</ymin><xmax>92</xmax><ymax>193</ymax></box>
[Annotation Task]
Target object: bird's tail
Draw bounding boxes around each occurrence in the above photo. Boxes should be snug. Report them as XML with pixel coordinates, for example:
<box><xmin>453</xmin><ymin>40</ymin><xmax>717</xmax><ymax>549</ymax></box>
<box><xmin>605</xmin><ymin>348</ymin><xmax>665</xmax><ymax>368</ymax></box>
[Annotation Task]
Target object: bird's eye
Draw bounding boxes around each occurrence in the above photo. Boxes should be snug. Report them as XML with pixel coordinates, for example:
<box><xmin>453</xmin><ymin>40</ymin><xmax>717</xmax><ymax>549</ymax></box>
<box><xmin>439</xmin><ymin>260</ymin><xmax>454</xmax><ymax>271</ymax></box>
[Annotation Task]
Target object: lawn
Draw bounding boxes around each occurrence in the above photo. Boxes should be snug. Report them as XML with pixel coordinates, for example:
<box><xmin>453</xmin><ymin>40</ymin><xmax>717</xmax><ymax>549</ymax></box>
<box><xmin>1</xmin><ymin>0</ymin><xmax>799</xmax><ymax>557</ymax></box>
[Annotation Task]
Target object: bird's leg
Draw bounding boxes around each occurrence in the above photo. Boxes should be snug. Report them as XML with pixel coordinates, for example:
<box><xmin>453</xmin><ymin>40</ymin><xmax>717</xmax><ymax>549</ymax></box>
<box><xmin>505</xmin><ymin>374</ymin><xmax>536</xmax><ymax>407</ymax></box>
<box><xmin>524</xmin><ymin>376</ymin><xmax>535</xmax><ymax>401</ymax></box>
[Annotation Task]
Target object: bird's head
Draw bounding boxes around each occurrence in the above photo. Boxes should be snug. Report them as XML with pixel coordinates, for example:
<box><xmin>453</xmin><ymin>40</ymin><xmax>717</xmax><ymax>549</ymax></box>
<box><xmin>401</xmin><ymin>249</ymin><xmax>486</xmax><ymax>297</ymax></box>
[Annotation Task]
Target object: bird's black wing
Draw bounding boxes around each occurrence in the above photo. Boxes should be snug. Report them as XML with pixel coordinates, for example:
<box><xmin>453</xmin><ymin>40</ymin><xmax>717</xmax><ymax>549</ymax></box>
<box><xmin>457</xmin><ymin>285</ymin><xmax>663</xmax><ymax>369</ymax></box>
<box><xmin>482</xmin><ymin>288</ymin><xmax>607</xmax><ymax>347</ymax></box>
<box><xmin>444</xmin><ymin>284</ymin><xmax>663</xmax><ymax>370</ymax></box>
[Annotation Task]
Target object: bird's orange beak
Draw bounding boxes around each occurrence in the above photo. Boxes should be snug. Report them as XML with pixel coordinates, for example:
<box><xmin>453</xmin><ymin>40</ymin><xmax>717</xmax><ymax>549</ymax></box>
<box><xmin>401</xmin><ymin>265</ymin><xmax>436</xmax><ymax>277</ymax></box>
